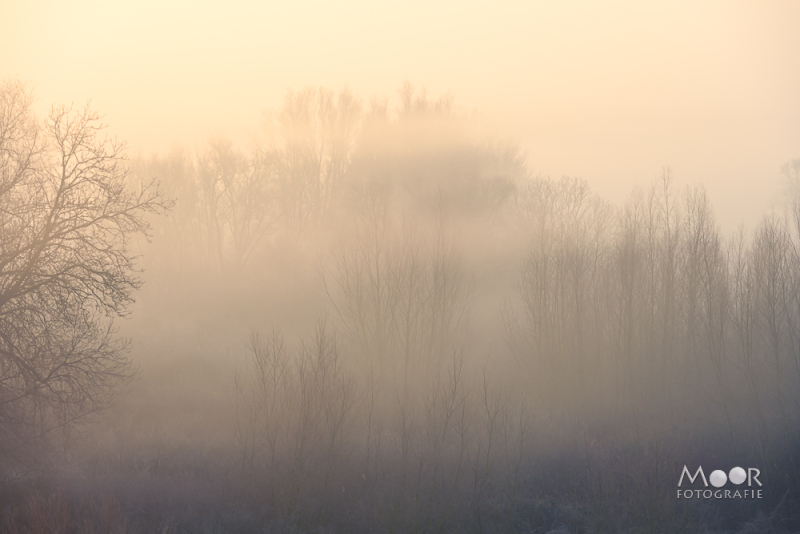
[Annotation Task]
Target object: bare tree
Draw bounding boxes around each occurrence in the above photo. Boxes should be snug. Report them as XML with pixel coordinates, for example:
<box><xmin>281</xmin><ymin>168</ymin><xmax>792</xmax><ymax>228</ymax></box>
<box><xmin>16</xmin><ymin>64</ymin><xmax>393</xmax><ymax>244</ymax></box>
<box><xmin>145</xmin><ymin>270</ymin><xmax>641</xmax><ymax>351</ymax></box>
<box><xmin>194</xmin><ymin>139</ymin><xmax>277</xmax><ymax>270</ymax></box>
<box><xmin>0</xmin><ymin>82</ymin><xmax>168</xmax><ymax>475</ymax></box>
<box><xmin>264</xmin><ymin>87</ymin><xmax>361</xmax><ymax>234</ymax></box>
<box><xmin>507</xmin><ymin>176</ymin><xmax>611</xmax><ymax>410</ymax></box>
<box><xmin>324</xmin><ymin>189</ymin><xmax>469</xmax><ymax>390</ymax></box>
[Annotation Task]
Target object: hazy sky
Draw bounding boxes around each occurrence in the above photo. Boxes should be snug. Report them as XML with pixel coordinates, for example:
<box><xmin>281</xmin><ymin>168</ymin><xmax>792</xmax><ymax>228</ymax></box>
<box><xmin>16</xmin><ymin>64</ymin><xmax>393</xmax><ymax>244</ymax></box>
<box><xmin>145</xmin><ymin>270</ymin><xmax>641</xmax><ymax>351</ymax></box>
<box><xmin>3</xmin><ymin>0</ymin><xmax>799</xmax><ymax>230</ymax></box>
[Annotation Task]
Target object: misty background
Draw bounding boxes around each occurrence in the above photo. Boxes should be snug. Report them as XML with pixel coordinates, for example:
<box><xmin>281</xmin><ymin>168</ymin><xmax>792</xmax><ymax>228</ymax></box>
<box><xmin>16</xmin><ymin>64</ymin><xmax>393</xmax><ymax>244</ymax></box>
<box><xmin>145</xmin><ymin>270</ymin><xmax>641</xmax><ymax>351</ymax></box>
<box><xmin>2</xmin><ymin>2</ymin><xmax>800</xmax><ymax>533</ymax></box>
<box><xmin>3</xmin><ymin>1</ymin><xmax>799</xmax><ymax>230</ymax></box>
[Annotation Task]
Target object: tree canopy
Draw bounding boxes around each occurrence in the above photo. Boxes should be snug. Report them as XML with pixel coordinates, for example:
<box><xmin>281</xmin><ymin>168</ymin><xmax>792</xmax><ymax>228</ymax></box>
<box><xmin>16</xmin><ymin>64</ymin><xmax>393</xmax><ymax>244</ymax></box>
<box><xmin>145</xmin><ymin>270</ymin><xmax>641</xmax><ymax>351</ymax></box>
<box><xmin>0</xmin><ymin>80</ymin><xmax>168</xmax><ymax>475</ymax></box>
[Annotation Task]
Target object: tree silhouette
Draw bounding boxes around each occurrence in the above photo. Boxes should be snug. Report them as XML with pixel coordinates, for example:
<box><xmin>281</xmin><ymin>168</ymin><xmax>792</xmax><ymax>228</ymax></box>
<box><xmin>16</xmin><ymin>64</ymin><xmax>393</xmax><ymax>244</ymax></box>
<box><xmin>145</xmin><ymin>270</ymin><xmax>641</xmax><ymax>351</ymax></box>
<box><xmin>0</xmin><ymin>81</ymin><xmax>168</xmax><ymax>475</ymax></box>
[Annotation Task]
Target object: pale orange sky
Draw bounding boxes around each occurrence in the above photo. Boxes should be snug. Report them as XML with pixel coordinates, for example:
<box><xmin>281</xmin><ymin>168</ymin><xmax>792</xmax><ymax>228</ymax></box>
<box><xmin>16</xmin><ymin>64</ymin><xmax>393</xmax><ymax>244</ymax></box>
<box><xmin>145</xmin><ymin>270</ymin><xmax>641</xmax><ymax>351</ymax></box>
<box><xmin>2</xmin><ymin>0</ymin><xmax>799</xmax><ymax>230</ymax></box>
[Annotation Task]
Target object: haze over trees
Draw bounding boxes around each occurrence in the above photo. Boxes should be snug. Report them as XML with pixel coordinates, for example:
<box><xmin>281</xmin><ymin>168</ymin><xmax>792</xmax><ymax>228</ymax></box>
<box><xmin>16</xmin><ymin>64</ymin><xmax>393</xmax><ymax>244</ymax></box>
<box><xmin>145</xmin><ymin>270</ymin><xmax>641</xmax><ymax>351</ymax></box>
<box><xmin>1</xmin><ymin>80</ymin><xmax>799</xmax><ymax>533</ymax></box>
<box><xmin>0</xmin><ymin>80</ymin><xmax>168</xmax><ymax>478</ymax></box>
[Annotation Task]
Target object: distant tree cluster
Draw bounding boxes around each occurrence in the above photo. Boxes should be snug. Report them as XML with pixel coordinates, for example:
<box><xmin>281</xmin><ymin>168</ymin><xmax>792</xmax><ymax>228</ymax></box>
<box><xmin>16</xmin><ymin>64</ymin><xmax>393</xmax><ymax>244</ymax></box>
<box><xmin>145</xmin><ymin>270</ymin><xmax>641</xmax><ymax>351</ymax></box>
<box><xmin>131</xmin><ymin>84</ymin><xmax>523</xmax><ymax>276</ymax></box>
<box><xmin>227</xmin><ymin>167</ymin><xmax>800</xmax><ymax>531</ymax></box>
<box><xmin>125</xmin><ymin>84</ymin><xmax>800</xmax><ymax>530</ymax></box>
<box><xmin>3</xmin><ymin>79</ymin><xmax>799</xmax><ymax>532</ymax></box>
<box><xmin>506</xmin><ymin>172</ymin><xmax>800</xmax><ymax>440</ymax></box>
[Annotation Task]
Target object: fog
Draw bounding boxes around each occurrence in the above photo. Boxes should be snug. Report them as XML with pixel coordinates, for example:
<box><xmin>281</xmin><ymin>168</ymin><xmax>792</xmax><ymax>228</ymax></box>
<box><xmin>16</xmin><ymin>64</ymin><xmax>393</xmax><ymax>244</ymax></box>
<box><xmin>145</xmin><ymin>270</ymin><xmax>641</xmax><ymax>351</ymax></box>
<box><xmin>2</xmin><ymin>2</ymin><xmax>800</xmax><ymax>532</ymax></box>
<box><xmin>5</xmin><ymin>1</ymin><xmax>800</xmax><ymax>229</ymax></box>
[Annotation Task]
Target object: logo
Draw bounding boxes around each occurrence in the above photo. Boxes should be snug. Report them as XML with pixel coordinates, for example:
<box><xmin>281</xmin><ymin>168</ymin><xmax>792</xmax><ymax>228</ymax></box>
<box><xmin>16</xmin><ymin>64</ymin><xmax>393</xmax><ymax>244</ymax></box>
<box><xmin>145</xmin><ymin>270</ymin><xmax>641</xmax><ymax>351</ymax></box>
<box><xmin>677</xmin><ymin>466</ymin><xmax>762</xmax><ymax>499</ymax></box>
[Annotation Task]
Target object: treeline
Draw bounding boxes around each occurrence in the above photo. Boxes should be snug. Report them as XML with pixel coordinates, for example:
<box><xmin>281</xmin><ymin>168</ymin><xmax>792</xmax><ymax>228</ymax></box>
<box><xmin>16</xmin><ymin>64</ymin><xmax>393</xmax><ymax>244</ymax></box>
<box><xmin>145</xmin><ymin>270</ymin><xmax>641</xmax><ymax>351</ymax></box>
<box><xmin>123</xmin><ymin>84</ymin><xmax>800</xmax><ymax>531</ymax></box>
<box><xmin>2</xmin><ymin>82</ymin><xmax>799</xmax><ymax>532</ymax></box>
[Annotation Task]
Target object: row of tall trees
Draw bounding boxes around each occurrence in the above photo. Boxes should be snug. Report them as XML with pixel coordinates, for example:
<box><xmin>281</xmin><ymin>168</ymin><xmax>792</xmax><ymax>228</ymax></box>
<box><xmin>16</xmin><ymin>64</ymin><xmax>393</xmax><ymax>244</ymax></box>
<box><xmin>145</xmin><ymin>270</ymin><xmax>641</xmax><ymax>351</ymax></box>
<box><xmin>505</xmin><ymin>170</ymin><xmax>800</xmax><ymax>468</ymax></box>
<box><xmin>5</xmin><ymin>77</ymin><xmax>799</xmax><ymax>530</ymax></box>
<box><xmin>234</xmin><ymin>168</ymin><xmax>800</xmax><ymax>529</ymax></box>
<box><xmin>131</xmin><ymin>84</ymin><xmax>523</xmax><ymax>275</ymax></box>
<box><xmin>215</xmin><ymin>87</ymin><xmax>800</xmax><ymax>529</ymax></box>
<box><xmin>131</xmin><ymin>84</ymin><xmax>800</xmax><ymax>453</ymax></box>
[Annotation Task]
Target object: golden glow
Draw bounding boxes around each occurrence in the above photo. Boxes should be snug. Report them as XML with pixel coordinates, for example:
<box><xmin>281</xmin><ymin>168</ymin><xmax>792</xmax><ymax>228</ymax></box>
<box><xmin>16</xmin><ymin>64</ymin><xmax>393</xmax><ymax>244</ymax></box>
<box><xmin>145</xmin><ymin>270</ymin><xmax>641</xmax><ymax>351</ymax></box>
<box><xmin>3</xmin><ymin>0</ymin><xmax>799</xmax><ymax>228</ymax></box>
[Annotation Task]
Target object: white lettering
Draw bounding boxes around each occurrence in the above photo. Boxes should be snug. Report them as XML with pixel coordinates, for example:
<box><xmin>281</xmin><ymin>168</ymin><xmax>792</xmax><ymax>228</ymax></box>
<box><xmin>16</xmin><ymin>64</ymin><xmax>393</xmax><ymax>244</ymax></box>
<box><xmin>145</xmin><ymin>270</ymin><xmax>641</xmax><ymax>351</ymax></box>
<box><xmin>678</xmin><ymin>466</ymin><xmax>708</xmax><ymax>487</ymax></box>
